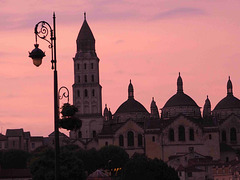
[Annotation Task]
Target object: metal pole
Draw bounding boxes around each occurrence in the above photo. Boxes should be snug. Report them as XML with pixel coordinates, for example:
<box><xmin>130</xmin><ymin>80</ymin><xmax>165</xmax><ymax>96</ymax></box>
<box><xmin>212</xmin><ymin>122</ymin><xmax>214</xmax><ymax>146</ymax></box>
<box><xmin>53</xmin><ymin>12</ymin><xmax>60</xmax><ymax>180</ymax></box>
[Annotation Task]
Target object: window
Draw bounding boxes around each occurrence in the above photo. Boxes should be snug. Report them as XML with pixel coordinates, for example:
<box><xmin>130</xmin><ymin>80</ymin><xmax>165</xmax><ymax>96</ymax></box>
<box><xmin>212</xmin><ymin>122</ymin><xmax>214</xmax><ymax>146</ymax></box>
<box><xmin>209</xmin><ymin>134</ymin><xmax>212</xmax><ymax>140</ymax></box>
<box><xmin>92</xmin><ymin>131</ymin><xmax>96</xmax><ymax>138</ymax></box>
<box><xmin>84</xmin><ymin>75</ymin><xmax>87</xmax><ymax>83</ymax></box>
<box><xmin>105</xmin><ymin>142</ymin><xmax>108</xmax><ymax>146</ymax></box>
<box><xmin>91</xmin><ymin>75</ymin><xmax>94</xmax><ymax>82</ymax></box>
<box><xmin>78</xmin><ymin>131</ymin><xmax>82</xmax><ymax>138</ymax></box>
<box><xmin>92</xmin><ymin>89</ymin><xmax>95</xmax><ymax>97</ymax></box>
<box><xmin>77</xmin><ymin>90</ymin><xmax>80</xmax><ymax>97</ymax></box>
<box><xmin>77</xmin><ymin>64</ymin><xmax>80</xmax><ymax>70</ymax></box>
<box><xmin>189</xmin><ymin>128</ymin><xmax>194</xmax><ymax>141</ymax></box>
<box><xmin>78</xmin><ymin>76</ymin><xmax>80</xmax><ymax>83</ymax></box>
<box><xmin>91</xmin><ymin>63</ymin><xmax>93</xmax><ymax>69</ymax></box>
<box><xmin>84</xmin><ymin>89</ymin><xmax>88</xmax><ymax>97</ymax></box>
<box><xmin>230</xmin><ymin>128</ymin><xmax>237</xmax><ymax>142</ymax></box>
<box><xmin>187</xmin><ymin>172</ymin><xmax>192</xmax><ymax>177</ymax></box>
<box><xmin>32</xmin><ymin>143</ymin><xmax>35</xmax><ymax>149</ymax></box>
<box><xmin>222</xmin><ymin>131</ymin><xmax>227</xmax><ymax>142</ymax></box>
<box><xmin>169</xmin><ymin>128</ymin><xmax>174</xmax><ymax>141</ymax></box>
<box><xmin>138</xmin><ymin>134</ymin><xmax>143</xmax><ymax>147</ymax></box>
<box><xmin>119</xmin><ymin>135</ymin><xmax>124</xmax><ymax>146</ymax></box>
<box><xmin>127</xmin><ymin>131</ymin><xmax>134</xmax><ymax>146</ymax></box>
<box><xmin>179</xmin><ymin>126</ymin><xmax>185</xmax><ymax>141</ymax></box>
<box><xmin>84</xmin><ymin>63</ymin><xmax>87</xmax><ymax>69</ymax></box>
<box><xmin>152</xmin><ymin>136</ymin><xmax>155</xmax><ymax>142</ymax></box>
<box><xmin>226</xmin><ymin>157</ymin><xmax>229</xmax><ymax>162</ymax></box>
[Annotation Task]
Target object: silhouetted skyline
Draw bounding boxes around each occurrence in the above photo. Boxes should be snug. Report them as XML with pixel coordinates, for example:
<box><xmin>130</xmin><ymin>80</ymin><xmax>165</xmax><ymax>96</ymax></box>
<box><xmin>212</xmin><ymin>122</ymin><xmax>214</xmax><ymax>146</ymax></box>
<box><xmin>1</xmin><ymin>0</ymin><xmax>240</xmax><ymax>136</ymax></box>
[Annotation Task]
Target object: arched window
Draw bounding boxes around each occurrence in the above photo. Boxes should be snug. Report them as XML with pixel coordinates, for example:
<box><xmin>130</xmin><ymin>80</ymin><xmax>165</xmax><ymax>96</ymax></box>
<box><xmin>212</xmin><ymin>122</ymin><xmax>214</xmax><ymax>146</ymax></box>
<box><xmin>138</xmin><ymin>134</ymin><xmax>143</xmax><ymax>147</ymax></box>
<box><xmin>84</xmin><ymin>75</ymin><xmax>87</xmax><ymax>83</ymax></box>
<box><xmin>77</xmin><ymin>90</ymin><xmax>80</xmax><ymax>97</ymax></box>
<box><xmin>84</xmin><ymin>63</ymin><xmax>87</xmax><ymax>69</ymax></box>
<box><xmin>78</xmin><ymin>76</ymin><xmax>80</xmax><ymax>83</ymax></box>
<box><xmin>92</xmin><ymin>131</ymin><xmax>96</xmax><ymax>138</ymax></box>
<box><xmin>91</xmin><ymin>63</ymin><xmax>94</xmax><ymax>69</ymax></box>
<box><xmin>169</xmin><ymin>128</ymin><xmax>174</xmax><ymax>141</ymax></box>
<box><xmin>230</xmin><ymin>128</ymin><xmax>237</xmax><ymax>142</ymax></box>
<box><xmin>189</xmin><ymin>128</ymin><xmax>194</xmax><ymax>141</ymax></box>
<box><xmin>179</xmin><ymin>126</ymin><xmax>185</xmax><ymax>141</ymax></box>
<box><xmin>77</xmin><ymin>64</ymin><xmax>80</xmax><ymax>70</ymax></box>
<box><xmin>222</xmin><ymin>131</ymin><xmax>226</xmax><ymax>142</ymax></box>
<box><xmin>127</xmin><ymin>131</ymin><xmax>134</xmax><ymax>146</ymax></box>
<box><xmin>78</xmin><ymin>131</ymin><xmax>82</xmax><ymax>138</ymax></box>
<box><xmin>92</xmin><ymin>89</ymin><xmax>95</xmax><ymax>97</ymax></box>
<box><xmin>119</xmin><ymin>135</ymin><xmax>124</xmax><ymax>147</ymax></box>
<box><xmin>91</xmin><ymin>75</ymin><xmax>94</xmax><ymax>82</ymax></box>
<box><xmin>152</xmin><ymin>136</ymin><xmax>155</xmax><ymax>142</ymax></box>
<box><xmin>84</xmin><ymin>89</ymin><xmax>88</xmax><ymax>97</ymax></box>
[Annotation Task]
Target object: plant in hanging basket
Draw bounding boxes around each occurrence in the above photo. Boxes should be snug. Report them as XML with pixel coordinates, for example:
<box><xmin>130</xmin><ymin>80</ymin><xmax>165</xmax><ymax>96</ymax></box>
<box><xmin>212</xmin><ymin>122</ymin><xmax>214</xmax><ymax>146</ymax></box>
<box><xmin>60</xmin><ymin>103</ymin><xmax>78</xmax><ymax>117</ymax></box>
<box><xmin>59</xmin><ymin>103</ymin><xmax>82</xmax><ymax>130</ymax></box>
<box><xmin>59</xmin><ymin>116</ymin><xmax>82</xmax><ymax>131</ymax></box>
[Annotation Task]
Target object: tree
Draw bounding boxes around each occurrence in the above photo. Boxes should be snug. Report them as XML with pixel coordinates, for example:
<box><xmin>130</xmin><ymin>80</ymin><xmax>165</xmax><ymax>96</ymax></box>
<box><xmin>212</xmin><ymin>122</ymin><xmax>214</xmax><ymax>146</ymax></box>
<box><xmin>121</xmin><ymin>154</ymin><xmax>179</xmax><ymax>180</ymax></box>
<box><xmin>29</xmin><ymin>145</ymin><xmax>86</xmax><ymax>180</ymax></box>
<box><xmin>98</xmin><ymin>145</ymin><xmax>129</xmax><ymax>176</ymax></box>
<box><xmin>1</xmin><ymin>149</ymin><xmax>31</xmax><ymax>169</ymax></box>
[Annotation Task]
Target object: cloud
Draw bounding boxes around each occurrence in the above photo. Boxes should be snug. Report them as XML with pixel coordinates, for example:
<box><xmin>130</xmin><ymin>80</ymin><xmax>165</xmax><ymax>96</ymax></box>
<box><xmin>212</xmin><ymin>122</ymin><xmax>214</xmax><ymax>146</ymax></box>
<box><xmin>153</xmin><ymin>8</ymin><xmax>206</xmax><ymax>20</ymax></box>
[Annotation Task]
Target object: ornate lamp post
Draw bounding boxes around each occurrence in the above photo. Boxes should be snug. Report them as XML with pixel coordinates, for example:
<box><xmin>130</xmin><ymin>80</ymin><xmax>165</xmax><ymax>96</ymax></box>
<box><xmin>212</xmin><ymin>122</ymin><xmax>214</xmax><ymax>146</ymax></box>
<box><xmin>28</xmin><ymin>13</ymin><xmax>60</xmax><ymax>180</ymax></box>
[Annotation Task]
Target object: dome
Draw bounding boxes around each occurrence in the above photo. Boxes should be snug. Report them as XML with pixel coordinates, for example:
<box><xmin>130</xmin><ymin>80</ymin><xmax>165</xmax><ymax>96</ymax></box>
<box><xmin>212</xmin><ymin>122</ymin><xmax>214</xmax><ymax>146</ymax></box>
<box><xmin>163</xmin><ymin>73</ymin><xmax>199</xmax><ymax>108</ymax></box>
<box><xmin>115</xmin><ymin>98</ymin><xmax>148</xmax><ymax>114</ymax></box>
<box><xmin>214</xmin><ymin>77</ymin><xmax>240</xmax><ymax>110</ymax></box>
<box><xmin>114</xmin><ymin>80</ymin><xmax>149</xmax><ymax>115</ymax></box>
<box><xmin>214</xmin><ymin>95</ymin><xmax>240</xmax><ymax>110</ymax></box>
<box><xmin>164</xmin><ymin>92</ymin><xmax>199</xmax><ymax>108</ymax></box>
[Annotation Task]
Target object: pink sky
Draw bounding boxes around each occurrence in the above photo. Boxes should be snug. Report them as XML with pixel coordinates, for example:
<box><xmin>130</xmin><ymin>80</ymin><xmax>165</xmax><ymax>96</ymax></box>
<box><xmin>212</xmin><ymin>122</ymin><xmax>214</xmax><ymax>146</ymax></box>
<box><xmin>1</xmin><ymin>0</ymin><xmax>240</xmax><ymax>136</ymax></box>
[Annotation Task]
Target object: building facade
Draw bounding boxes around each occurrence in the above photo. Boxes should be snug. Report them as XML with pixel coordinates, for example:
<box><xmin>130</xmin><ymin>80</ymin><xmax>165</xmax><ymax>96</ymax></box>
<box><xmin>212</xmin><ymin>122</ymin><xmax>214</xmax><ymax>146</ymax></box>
<box><xmin>69</xmin><ymin>14</ymin><xmax>240</xmax><ymax>172</ymax></box>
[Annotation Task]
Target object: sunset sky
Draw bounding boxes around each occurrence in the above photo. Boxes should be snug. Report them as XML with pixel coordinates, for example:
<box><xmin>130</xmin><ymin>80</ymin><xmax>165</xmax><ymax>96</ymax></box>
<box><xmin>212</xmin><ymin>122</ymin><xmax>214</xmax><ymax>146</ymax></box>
<box><xmin>1</xmin><ymin>0</ymin><xmax>240</xmax><ymax>136</ymax></box>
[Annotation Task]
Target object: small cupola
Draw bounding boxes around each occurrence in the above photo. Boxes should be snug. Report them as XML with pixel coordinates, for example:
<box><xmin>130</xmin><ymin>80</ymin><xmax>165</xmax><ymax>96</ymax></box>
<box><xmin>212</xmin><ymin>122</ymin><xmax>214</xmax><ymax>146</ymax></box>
<box><xmin>150</xmin><ymin>97</ymin><xmax>159</xmax><ymax>119</ymax></box>
<box><xmin>203</xmin><ymin>95</ymin><xmax>211</xmax><ymax>119</ymax></box>
<box><xmin>103</xmin><ymin>104</ymin><xmax>109</xmax><ymax>121</ymax></box>
<box><xmin>227</xmin><ymin>76</ymin><xmax>233</xmax><ymax>96</ymax></box>
<box><xmin>128</xmin><ymin>80</ymin><xmax>134</xmax><ymax>99</ymax></box>
<box><xmin>177</xmin><ymin>72</ymin><xmax>183</xmax><ymax>93</ymax></box>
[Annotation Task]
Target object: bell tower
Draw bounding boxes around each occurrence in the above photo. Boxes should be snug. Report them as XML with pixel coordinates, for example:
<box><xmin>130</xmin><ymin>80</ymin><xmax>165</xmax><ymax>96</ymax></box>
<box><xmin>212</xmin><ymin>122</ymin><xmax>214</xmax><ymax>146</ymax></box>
<box><xmin>71</xmin><ymin>13</ymin><xmax>103</xmax><ymax>139</ymax></box>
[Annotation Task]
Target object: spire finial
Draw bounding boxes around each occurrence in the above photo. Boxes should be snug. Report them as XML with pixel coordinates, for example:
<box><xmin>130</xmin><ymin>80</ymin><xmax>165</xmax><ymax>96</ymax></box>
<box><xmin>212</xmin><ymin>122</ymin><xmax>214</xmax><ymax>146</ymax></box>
<box><xmin>179</xmin><ymin>72</ymin><xmax>180</xmax><ymax>76</ymax></box>
<box><xmin>128</xmin><ymin>80</ymin><xmax>134</xmax><ymax>99</ymax></box>
<box><xmin>207</xmin><ymin>95</ymin><xmax>208</xmax><ymax>99</ymax></box>
<box><xmin>227</xmin><ymin>76</ymin><xmax>233</xmax><ymax>95</ymax></box>
<box><xmin>105</xmin><ymin>104</ymin><xmax>107</xmax><ymax>108</ymax></box>
<box><xmin>152</xmin><ymin>97</ymin><xmax>154</xmax><ymax>101</ymax></box>
<box><xmin>84</xmin><ymin>12</ymin><xmax>86</xmax><ymax>20</ymax></box>
<box><xmin>177</xmin><ymin>72</ymin><xmax>183</xmax><ymax>93</ymax></box>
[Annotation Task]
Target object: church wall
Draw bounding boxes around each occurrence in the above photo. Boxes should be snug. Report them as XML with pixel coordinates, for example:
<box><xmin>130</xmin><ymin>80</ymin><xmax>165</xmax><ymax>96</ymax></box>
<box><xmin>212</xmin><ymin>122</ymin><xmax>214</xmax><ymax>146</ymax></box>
<box><xmin>145</xmin><ymin>133</ymin><xmax>162</xmax><ymax>159</ymax></box>
<box><xmin>219</xmin><ymin>115</ymin><xmax>240</xmax><ymax>149</ymax></box>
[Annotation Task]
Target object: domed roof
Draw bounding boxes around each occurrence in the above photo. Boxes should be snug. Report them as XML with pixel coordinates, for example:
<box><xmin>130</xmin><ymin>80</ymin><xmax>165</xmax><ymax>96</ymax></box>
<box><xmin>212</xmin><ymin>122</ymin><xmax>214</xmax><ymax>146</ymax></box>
<box><xmin>163</xmin><ymin>73</ymin><xmax>199</xmax><ymax>108</ymax></box>
<box><xmin>115</xmin><ymin>98</ymin><xmax>148</xmax><ymax>114</ymax></box>
<box><xmin>214</xmin><ymin>95</ymin><xmax>240</xmax><ymax>110</ymax></box>
<box><xmin>164</xmin><ymin>93</ymin><xmax>199</xmax><ymax>108</ymax></box>
<box><xmin>214</xmin><ymin>77</ymin><xmax>240</xmax><ymax>110</ymax></box>
<box><xmin>115</xmin><ymin>80</ymin><xmax>148</xmax><ymax>114</ymax></box>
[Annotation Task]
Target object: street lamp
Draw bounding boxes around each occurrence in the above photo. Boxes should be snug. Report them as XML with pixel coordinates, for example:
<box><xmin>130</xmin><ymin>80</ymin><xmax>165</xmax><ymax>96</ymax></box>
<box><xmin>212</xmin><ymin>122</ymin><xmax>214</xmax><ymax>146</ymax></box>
<box><xmin>28</xmin><ymin>12</ymin><xmax>60</xmax><ymax>180</ymax></box>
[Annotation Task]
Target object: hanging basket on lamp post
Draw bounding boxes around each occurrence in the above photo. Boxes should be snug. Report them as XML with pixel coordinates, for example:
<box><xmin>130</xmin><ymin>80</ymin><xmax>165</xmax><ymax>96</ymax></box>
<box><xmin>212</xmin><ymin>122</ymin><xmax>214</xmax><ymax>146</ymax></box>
<box><xmin>59</xmin><ymin>103</ymin><xmax>82</xmax><ymax>131</ymax></box>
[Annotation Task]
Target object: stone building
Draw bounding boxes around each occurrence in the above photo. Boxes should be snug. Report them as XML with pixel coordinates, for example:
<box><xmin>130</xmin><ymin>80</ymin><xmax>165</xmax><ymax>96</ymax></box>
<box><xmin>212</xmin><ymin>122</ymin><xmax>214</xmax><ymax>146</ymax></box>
<box><xmin>69</xmin><ymin>14</ymin><xmax>240</xmax><ymax>170</ymax></box>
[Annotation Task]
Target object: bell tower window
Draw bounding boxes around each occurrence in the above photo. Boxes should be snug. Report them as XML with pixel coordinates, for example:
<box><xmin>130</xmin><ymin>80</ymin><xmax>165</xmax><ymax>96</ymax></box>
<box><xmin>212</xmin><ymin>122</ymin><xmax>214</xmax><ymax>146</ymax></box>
<box><xmin>179</xmin><ymin>126</ymin><xmax>185</xmax><ymax>141</ymax></box>
<box><xmin>84</xmin><ymin>75</ymin><xmax>87</xmax><ymax>83</ymax></box>
<box><xmin>84</xmin><ymin>63</ymin><xmax>87</xmax><ymax>69</ymax></box>
<box><xmin>91</xmin><ymin>75</ymin><xmax>94</xmax><ymax>82</ymax></box>
<box><xmin>91</xmin><ymin>63</ymin><xmax>93</xmax><ymax>69</ymax></box>
<box><xmin>84</xmin><ymin>89</ymin><xmax>88</xmax><ymax>97</ymax></box>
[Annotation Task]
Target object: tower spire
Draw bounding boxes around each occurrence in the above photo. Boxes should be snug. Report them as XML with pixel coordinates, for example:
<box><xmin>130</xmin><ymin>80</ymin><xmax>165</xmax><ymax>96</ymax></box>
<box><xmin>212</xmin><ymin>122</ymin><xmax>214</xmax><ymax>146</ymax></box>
<box><xmin>128</xmin><ymin>80</ymin><xmax>134</xmax><ymax>99</ymax></box>
<box><xmin>177</xmin><ymin>72</ymin><xmax>183</xmax><ymax>93</ymax></box>
<box><xmin>84</xmin><ymin>12</ymin><xmax>86</xmax><ymax>20</ymax></box>
<box><xmin>227</xmin><ymin>76</ymin><xmax>233</xmax><ymax>95</ymax></box>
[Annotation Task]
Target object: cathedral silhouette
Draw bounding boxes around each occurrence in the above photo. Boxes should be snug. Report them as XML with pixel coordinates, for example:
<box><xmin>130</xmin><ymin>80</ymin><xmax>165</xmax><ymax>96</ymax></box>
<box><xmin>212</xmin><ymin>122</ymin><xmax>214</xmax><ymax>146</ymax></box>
<box><xmin>69</xmin><ymin>13</ymin><xmax>240</xmax><ymax>167</ymax></box>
